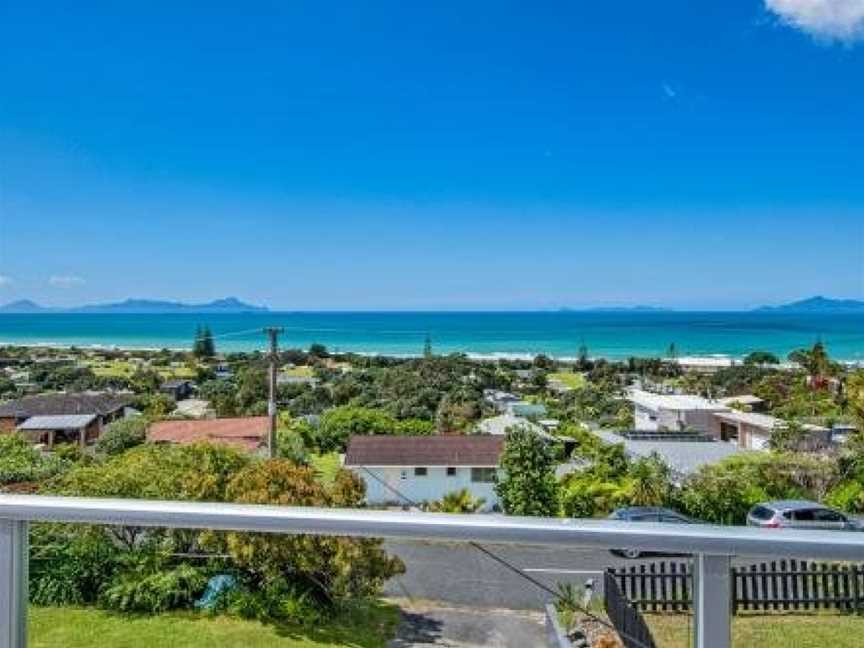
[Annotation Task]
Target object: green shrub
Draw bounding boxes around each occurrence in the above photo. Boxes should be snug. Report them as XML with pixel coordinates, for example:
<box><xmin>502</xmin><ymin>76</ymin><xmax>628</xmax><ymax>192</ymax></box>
<box><xmin>826</xmin><ymin>481</ymin><xmax>864</xmax><ymax>514</ymax></box>
<box><xmin>29</xmin><ymin>525</ymin><xmax>120</xmax><ymax>606</ymax></box>
<box><xmin>95</xmin><ymin>417</ymin><xmax>148</xmax><ymax>456</ymax></box>
<box><xmin>219</xmin><ymin>578</ymin><xmax>325</xmax><ymax>626</ymax></box>
<box><xmin>0</xmin><ymin>434</ymin><xmax>66</xmax><ymax>485</ymax></box>
<box><xmin>100</xmin><ymin>564</ymin><xmax>209</xmax><ymax>613</ymax></box>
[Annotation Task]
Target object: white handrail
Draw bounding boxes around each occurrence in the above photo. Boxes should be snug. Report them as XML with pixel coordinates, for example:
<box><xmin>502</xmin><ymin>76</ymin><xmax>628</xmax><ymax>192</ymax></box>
<box><xmin>1</xmin><ymin>494</ymin><xmax>863</xmax><ymax>560</ymax></box>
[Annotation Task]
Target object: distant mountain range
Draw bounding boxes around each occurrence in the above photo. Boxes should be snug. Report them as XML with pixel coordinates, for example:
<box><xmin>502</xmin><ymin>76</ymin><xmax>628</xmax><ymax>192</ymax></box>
<box><xmin>755</xmin><ymin>296</ymin><xmax>864</xmax><ymax>314</ymax></box>
<box><xmin>0</xmin><ymin>297</ymin><xmax>268</xmax><ymax>314</ymax></box>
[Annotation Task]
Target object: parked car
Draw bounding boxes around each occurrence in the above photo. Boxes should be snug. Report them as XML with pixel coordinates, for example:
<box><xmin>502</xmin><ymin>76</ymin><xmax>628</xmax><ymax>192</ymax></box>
<box><xmin>608</xmin><ymin>507</ymin><xmax>696</xmax><ymax>559</ymax></box>
<box><xmin>747</xmin><ymin>500</ymin><xmax>861</xmax><ymax>531</ymax></box>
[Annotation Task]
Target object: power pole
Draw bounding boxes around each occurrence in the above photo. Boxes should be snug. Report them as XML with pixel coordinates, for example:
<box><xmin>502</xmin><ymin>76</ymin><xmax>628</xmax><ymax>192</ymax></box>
<box><xmin>264</xmin><ymin>327</ymin><xmax>284</xmax><ymax>459</ymax></box>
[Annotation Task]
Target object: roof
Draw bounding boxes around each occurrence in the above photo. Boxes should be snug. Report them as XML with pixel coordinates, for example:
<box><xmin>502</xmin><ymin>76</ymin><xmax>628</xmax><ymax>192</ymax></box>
<box><xmin>147</xmin><ymin>416</ymin><xmax>268</xmax><ymax>452</ymax></box>
<box><xmin>595</xmin><ymin>430</ymin><xmax>744</xmax><ymax>478</ymax></box>
<box><xmin>714</xmin><ymin>411</ymin><xmax>828</xmax><ymax>434</ymax></box>
<box><xmin>0</xmin><ymin>392</ymin><xmax>131</xmax><ymax>419</ymax></box>
<box><xmin>718</xmin><ymin>395</ymin><xmax>763</xmax><ymax>407</ymax></box>
<box><xmin>344</xmin><ymin>435</ymin><xmax>504</xmax><ymax>467</ymax></box>
<box><xmin>476</xmin><ymin>413</ymin><xmax>542</xmax><ymax>436</ymax></box>
<box><xmin>627</xmin><ymin>389</ymin><xmax>729</xmax><ymax>413</ymax></box>
<box><xmin>17</xmin><ymin>414</ymin><xmax>96</xmax><ymax>430</ymax></box>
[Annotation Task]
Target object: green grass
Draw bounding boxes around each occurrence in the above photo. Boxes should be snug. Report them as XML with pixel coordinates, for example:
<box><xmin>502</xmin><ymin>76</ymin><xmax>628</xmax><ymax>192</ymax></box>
<box><xmin>30</xmin><ymin>603</ymin><xmax>400</xmax><ymax>648</ymax></box>
<box><xmin>647</xmin><ymin>612</ymin><xmax>864</xmax><ymax>648</ymax></box>
<box><xmin>548</xmin><ymin>372</ymin><xmax>586</xmax><ymax>390</ymax></box>
<box><xmin>310</xmin><ymin>452</ymin><xmax>343</xmax><ymax>485</ymax></box>
<box><xmin>282</xmin><ymin>366</ymin><xmax>315</xmax><ymax>378</ymax></box>
<box><xmin>87</xmin><ymin>360</ymin><xmax>198</xmax><ymax>380</ymax></box>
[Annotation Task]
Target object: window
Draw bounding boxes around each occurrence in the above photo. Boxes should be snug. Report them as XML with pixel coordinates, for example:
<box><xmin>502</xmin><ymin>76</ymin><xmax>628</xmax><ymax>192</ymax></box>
<box><xmin>793</xmin><ymin>509</ymin><xmax>816</xmax><ymax>522</ymax></box>
<box><xmin>751</xmin><ymin>506</ymin><xmax>774</xmax><ymax>521</ymax></box>
<box><xmin>813</xmin><ymin>509</ymin><xmax>846</xmax><ymax>523</ymax></box>
<box><xmin>414</xmin><ymin>467</ymin><xmax>428</xmax><ymax>477</ymax></box>
<box><xmin>471</xmin><ymin>467</ymin><xmax>496</xmax><ymax>483</ymax></box>
<box><xmin>446</xmin><ymin>467</ymin><xmax>457</xmax><ymax>476</ymax></box>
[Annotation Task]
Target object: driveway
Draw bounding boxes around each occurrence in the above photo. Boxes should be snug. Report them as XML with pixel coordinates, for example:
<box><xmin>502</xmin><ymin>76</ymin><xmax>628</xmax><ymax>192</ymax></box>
<box><xmin>387</xmin><ymin>599</ymin><xmax>546</xmax><ymax>648</ymax></box>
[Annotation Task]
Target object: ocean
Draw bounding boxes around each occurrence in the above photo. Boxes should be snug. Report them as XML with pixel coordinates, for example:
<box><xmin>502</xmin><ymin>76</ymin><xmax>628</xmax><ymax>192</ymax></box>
<box><xmin>0</xmin><ymin>312</ymin><xmax>862</xmax><ymax>362</ymax></box>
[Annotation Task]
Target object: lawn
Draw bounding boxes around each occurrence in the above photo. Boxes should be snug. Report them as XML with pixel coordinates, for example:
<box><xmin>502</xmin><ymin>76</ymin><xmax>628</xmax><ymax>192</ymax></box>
<box><xmin>310</xmin><ymin>452</ymin><xmax>343</xmax><ymax>485</ymax></box>
<box><xmin>283</xmin><ymin>366</ymin><xmax>315</xmax><ymax>378</ymax></box>
<box><xmin>646</xmin><ymin>612</ymin><xmax>864</xmax><ymax>648</ymax></box>
<box><xmin>548</xmin><ymin>372</ymin><xmax>586</xmax><ymax>390</ymax></box>
<box><xmin>30</xmin><ymin>603</ymin><xmax>400</xmax><ymax>648</ymax></box>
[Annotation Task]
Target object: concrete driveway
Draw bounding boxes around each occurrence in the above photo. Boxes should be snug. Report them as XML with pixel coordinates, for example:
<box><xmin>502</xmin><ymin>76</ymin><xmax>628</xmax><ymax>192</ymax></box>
<box><xmin>387</xmin><ymin>599</ymin><xmax>546</xmax><ymax>648</ymax></box>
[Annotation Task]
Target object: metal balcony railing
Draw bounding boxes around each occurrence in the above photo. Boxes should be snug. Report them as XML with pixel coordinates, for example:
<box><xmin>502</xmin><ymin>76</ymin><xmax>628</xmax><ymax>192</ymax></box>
<box><xmin>2</xmin><ymin>494</ymin><xmax>864</xmax><ymax>648</ymax></box>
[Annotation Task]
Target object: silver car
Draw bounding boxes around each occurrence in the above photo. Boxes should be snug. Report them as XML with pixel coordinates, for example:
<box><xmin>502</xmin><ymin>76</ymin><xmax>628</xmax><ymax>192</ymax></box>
<box><xmin>747</xmin><ymin>500</ymin><xmax>860</xmax><ymax>531</ymax></box>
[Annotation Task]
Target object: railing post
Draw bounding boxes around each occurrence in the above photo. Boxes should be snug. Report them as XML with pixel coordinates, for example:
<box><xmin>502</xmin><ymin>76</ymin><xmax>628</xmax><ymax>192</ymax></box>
<box><xmin>693</xmin><ymin>553</ymin><xmax>731</xmax><ymax>648</ymax></box>
<box><xmin>0</xmin><ymin>520</ymin><xmax>28</xmax><ymax>648</ymax></box>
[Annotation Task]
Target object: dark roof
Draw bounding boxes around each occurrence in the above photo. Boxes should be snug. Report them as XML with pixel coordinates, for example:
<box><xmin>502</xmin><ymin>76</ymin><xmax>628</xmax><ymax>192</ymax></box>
<box><xmin>345</xmin><ymin>435</ymin><xmax>504</xmax><ymax>467</ymax></box>
<box><xmin>0</xmin><ymin>392</ymin><xmax>131</xmax><ymax>419</ymax></box>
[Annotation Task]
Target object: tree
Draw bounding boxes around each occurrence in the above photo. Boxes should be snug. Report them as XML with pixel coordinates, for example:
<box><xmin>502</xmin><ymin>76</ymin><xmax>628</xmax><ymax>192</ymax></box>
<box><xmin>667</xmin><ymin>343</ymin><xmax>678</xmax><ymax>360</ymax></box>
<box><xmin>317</xmin><ymin>406</ymin><xmax>396</xmax><ymax>453</ymax></box>
<box><xmin>768</xmin><ymin>419</ymin><xmax>808</xmax><ymax>453</ymax></box>
<box><xmin>845</xmin><ymin>370</ymin><xmax>864</xmax><ymax>432</ymax></box>
<box><xmin>626</xmin><ymin>453</ymin><xmax>673</xmax><ymax>507</ymax></box>
<box><xmin>423</xmin><ymin>334</ymin><xmax>433</xmax><ymax>358</ymax></box>
<box><xmin>0</xmin><ymin>434</ymin><xmax>66</xmax><ymax>485</ymax></box>
<box><xmin>95</xmin><ymin>416</ymin><xmax>148</xmax><ymax>456</ymax></box>
<box><xmin>428</xmin><ymin>488</ymin><xmax>485</xmax><ymax>513</ymax></box>
<box><xmin>577</xmin><ymin>343</ymin><xmax>590</xmax><ymax>371</ymax></box>
<box><xmin>192</xmin><ymin>326</ymin><xmax>215</xmax><ymax>358</ymax></box>
<box><xmin>220</xmin><ymin>460</ymin><xmax>405</xmax><ymax>604</ymax></box>
<box><xmin>744</xmin><ymin>351</ymin><xmax>780</xmax><ymax>366</ymax></box>
<box><xmin>495</xmin><ymin>425</ymin><xmax>558</xmax><ymax>516</ymax></box>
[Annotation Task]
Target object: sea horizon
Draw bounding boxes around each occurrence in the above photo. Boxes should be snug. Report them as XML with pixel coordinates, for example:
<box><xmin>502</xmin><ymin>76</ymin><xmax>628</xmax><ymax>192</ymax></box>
<box><xmin>1</xmin><ymin>311</ymin><xmax>862</xmax><ymax>362</ymax></box>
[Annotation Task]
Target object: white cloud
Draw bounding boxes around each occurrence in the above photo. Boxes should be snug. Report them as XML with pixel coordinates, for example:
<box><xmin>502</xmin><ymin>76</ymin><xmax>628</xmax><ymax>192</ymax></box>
<box><xmin>662</xmin><ymin>82</ymin><xmax>678</xmax><ymax>99</ymax></box>
<box><xmin>0</xmin><ymin>275</ymin><xmax>12</xmax><ymax>287</ymax></box>
<box><xmin>765</xmin><ymin>0</ymin><xmax>864</xmax><ymax>43</ymax></box>
<box><xmin>49</xmin><ymin>275</ymin><xmax>85</xmax><ymax>287</ymax></box>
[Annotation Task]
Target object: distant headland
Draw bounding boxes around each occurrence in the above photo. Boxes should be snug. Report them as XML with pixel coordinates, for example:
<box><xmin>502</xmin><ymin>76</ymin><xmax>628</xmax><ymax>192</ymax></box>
<box><xmin>0</xmin><ymin>297</ymin><xmax>268</xmax><ymax>314</ymax></box>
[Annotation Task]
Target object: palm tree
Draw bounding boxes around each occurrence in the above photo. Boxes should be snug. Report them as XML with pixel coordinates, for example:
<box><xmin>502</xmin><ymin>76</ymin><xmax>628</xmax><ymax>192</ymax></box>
<box><xmin>428</xmin><ymin>488</ymin><xmax>486</xmax><ymax>513</ymax></box>
<box><xmin>626</xmin><ymin>454</ymin><xmax>672</xmax><ymax>507</ymax></box>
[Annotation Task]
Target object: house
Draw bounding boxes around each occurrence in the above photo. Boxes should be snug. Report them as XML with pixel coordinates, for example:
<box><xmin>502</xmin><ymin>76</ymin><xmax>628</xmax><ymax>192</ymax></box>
<box><xmin>717</xmin><ymin>394</ymin><xmax>765</xmax><ymax>412</ymax></box>
<box><xmin>627</xmin><ymin>389</ymin><xmax>729</xmax><ymax>433</ymax></box>
<box><xmin>16</xmin><ymin>414</ymin><xmax>99</xmax><ymax>449</ymax></box>
<box><xmin>147</xmin><ymin>416</ymin><xmax>269</xmax><ymax>453</ymax></box>
<box><xmin>709</xmin><ymin>411</ymin><xmax>830</xmax><ymax>451</ymax></box>
<box><xmin>344</xmin><ymin>435</ymin><xmax>504</xmax><ymax>511</ymax></box>
<box><xmin>483</xmin><ymin>389</ymin><xmax>521</xmax><ymax>412</ymax></box>
<box><xmin>0</xmin><ymin>392</ymin><xmax>130</xmax><ymax>438</ymax></box>
<box><xmin>160</xmin><ymin>379</ymin><xmax>195</xmax><ymax>400</ymax></box>
<box><xmin>594</xmin><ymin>429</ymin><xmax>745</xmax><ymax>482</ymax></box>
<box><xmin>475</xmin><ymin>412</ymin><xmax>558</xmax><ymax>441</ymax></box>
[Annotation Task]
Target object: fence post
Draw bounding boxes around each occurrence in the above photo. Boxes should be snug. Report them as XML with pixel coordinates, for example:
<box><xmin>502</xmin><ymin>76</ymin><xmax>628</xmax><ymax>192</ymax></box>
<box><xmin>0</xmin><ymin>519</ymin><xmax>28</xmax><ymax>648</ymax></box>
<box><xmin>693</xmin><ymin>553</ymin><xmax>731</xmax><ymax>648</ymax></box>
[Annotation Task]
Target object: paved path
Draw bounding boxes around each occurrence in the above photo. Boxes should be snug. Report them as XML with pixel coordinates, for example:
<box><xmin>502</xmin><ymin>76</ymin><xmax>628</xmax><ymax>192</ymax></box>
<box><xmin>387</xmin><ymin>599</ymin><xmax>546</xmax><ymax>647</ymax></box>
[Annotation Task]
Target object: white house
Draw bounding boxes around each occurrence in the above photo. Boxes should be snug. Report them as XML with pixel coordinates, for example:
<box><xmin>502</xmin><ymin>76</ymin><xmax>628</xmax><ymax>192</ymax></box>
<box><xmin>627</xmin><ymin>389</ymin><xmax>729</xmax><ymax>433</ymax></box>
<box><xmin>344</xmin><ymin>435</ymin><xmax>504</xmax><ymax>511</ymax></box>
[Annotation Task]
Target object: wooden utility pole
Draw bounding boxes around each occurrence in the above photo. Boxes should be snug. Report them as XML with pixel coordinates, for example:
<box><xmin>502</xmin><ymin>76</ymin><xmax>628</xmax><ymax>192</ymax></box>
<box><xmin>264</xmin><ymin>327</ymin><xmax>284</xmax><ymax>459</ymax></box>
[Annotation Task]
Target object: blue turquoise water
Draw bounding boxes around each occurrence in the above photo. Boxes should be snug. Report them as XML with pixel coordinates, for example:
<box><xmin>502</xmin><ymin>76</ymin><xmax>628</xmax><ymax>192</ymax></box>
<box><xmin>0</xmin><ymin>312</ymin><xmax>862</xmax><ymax>361</ymax></box>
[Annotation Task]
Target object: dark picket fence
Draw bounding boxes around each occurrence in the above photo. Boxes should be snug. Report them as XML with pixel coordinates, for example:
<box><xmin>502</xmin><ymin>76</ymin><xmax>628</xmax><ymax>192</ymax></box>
<box><xmin>604</xmin><ymin>571</ymin><xmax>658</xmax><ymax>648</ymax></box>
<box><xmin>608</xmin><ymin>560</ymin><xmax>864</xmax><ymax>614</ymax></box>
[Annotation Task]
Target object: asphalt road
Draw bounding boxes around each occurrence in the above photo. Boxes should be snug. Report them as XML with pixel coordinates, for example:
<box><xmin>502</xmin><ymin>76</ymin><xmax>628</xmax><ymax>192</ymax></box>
<box><xmin>385</xmin><ymin>540</ymin><xmax>626</xmax><ymax>610</ymax></box>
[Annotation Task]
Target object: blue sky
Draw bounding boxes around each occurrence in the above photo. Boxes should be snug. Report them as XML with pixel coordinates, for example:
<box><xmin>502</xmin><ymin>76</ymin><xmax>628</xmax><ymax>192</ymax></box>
<box><xmin>1</xmin><ymin>1</ymin><xmax>862</xmax><ymax>310</ymax></box>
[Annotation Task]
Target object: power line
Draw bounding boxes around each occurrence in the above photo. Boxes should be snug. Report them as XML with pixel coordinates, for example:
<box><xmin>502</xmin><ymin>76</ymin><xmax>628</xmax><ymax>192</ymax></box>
<box><xmin>358</xmin><ymin>467</ymin><xmax>653</xmax><ymax>648</ymax></box>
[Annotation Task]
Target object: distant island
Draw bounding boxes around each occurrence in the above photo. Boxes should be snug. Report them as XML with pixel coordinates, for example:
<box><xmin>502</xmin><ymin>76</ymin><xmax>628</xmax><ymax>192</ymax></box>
<box><xmin>0</xmin><ymin>297</ymin><xmax>268</xmax><ymax>314</ymax></box>
<box><xmin>754</xmin><ymin>296</ymin><xmax>864</xmax><ymax>314</ymax></box>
